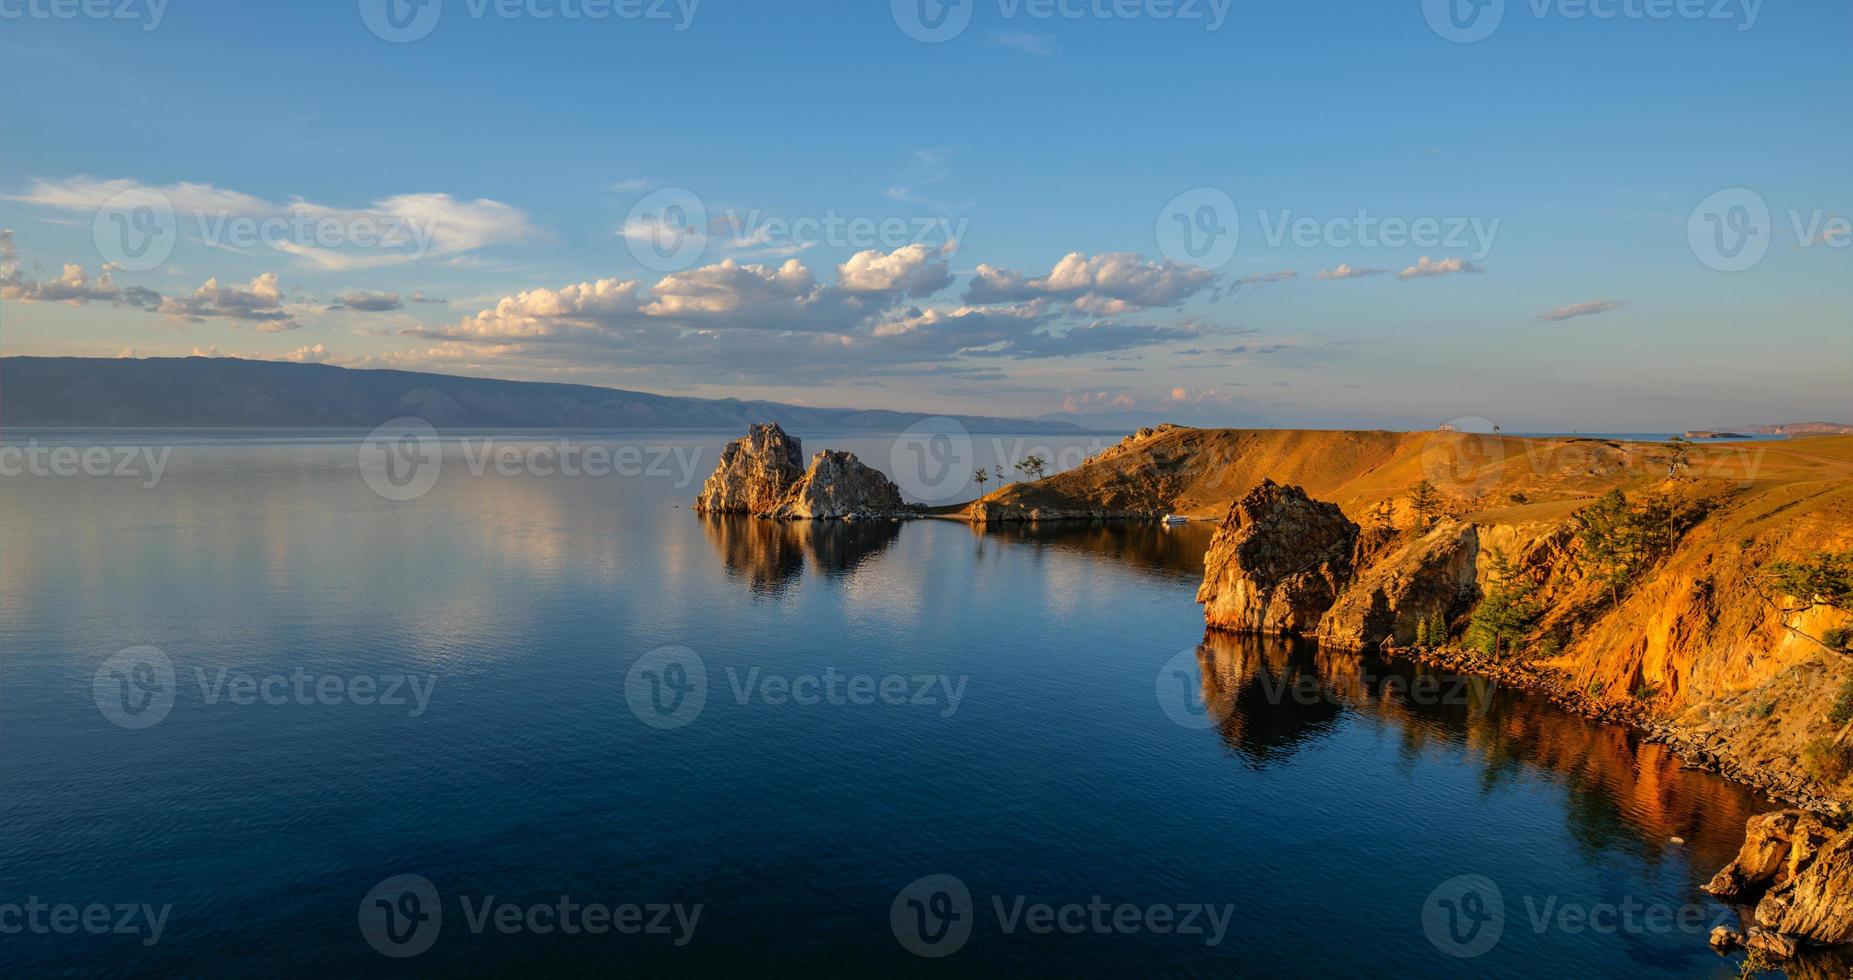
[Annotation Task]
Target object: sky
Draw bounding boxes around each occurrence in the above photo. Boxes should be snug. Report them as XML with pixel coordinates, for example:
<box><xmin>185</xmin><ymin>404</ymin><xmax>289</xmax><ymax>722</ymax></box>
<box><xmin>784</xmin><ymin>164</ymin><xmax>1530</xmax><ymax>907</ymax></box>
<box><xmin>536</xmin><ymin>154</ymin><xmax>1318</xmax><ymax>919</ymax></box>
<box><xmin>1</xmin><ymin>0</ymin><xmax>1847</xmax><ymax>430</ymax></box>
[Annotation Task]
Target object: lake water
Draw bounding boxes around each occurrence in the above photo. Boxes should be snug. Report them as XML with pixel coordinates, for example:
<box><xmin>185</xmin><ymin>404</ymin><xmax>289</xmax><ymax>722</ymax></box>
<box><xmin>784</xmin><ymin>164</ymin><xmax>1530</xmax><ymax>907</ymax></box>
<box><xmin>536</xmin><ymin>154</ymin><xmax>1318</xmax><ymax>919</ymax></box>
<box><xmin>0</xmin><ymin>429</ymin><xmax>1839</xmax><ymax>977</ymax></box>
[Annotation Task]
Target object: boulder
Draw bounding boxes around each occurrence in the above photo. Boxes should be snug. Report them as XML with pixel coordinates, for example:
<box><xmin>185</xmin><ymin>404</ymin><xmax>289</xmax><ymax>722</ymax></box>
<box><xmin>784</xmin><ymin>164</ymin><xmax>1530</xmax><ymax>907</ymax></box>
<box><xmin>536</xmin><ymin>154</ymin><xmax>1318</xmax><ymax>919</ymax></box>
<box><xmin>1319</xmin><ymin>521</ymin><xmax>1479</xmax><ymax>649</ymax></box>
<box><xmin>1197</xmin><ymin>480</ymin><xmax>1359</xmax><ymax>635</ymax></box>
<box><xmin>1707</xmin><ymin>810</ymin><xmax>1853</xmax><ymax>955</ymax></box>
<box><xmin>771</xmin><ymin>450</ymin><xmax>908</xmax><ymax>521</ymax></box>
<box><xmin>694</xmin><ymin>423</ymin><xmax>805</xmax><ymax>515</ymax></box>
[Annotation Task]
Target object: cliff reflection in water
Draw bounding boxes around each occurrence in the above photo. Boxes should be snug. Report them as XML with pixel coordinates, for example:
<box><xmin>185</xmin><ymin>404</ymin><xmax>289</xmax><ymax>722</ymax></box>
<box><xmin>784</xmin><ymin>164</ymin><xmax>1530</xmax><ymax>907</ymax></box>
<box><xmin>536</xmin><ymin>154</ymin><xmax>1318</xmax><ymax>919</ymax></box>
<box><xmin>1193</xmin><ymin>631</ymin><xmax>1771</xmax><ymax>871</ymax></box>
<box><xmin>699</xmin><ymin>515</ymin><xmax>901</xmax><ymax>594</ymax></box>
<box><xmin>977</xmin><ymin>520</ymin><xmax>1218</xmax><ymax>583</ymax></box>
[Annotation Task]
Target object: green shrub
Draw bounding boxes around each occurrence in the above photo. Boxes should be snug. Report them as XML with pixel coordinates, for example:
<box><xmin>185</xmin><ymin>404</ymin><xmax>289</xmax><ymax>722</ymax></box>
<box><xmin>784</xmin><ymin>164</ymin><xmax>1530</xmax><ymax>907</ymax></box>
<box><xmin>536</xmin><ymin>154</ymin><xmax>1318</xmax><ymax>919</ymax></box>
<box><xmin>1802</xmin><ymin>738</ymin><xmax>1853</xmax><ymax>784</ymax></box>
<box><xmin>1829</xmin><ymin>677</ymin><xmax>1853</xmax><ymax>727</ymax></box>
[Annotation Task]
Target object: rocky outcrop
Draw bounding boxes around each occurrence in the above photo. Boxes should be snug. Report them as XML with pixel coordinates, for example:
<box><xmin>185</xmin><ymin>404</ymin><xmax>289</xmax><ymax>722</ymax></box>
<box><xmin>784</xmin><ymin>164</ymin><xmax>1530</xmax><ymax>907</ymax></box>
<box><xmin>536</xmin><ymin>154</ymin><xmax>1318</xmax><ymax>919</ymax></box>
<box><xmin>1706</xmin><ymin>810</ymin><xmax>1853</xmax><ymax>954</ymax></box>
<box><xmin>1197</xmin><ymin>480</ymin><xmax>1359</xmax><ymax>635</ymax></box>
<box><xmin>771</xmin><ymin>450</ymin><xmax>907</xmax><ymax>521</ymax></box>
<box><xmin>694</xmin><ymin>423</ymin><xmax>805</xmax><ymax>515</ymax></box>
<box><xmin>1318</xmin><ymin>521</ymin><xmax>1479</xmax><ymax>649</ymax></box>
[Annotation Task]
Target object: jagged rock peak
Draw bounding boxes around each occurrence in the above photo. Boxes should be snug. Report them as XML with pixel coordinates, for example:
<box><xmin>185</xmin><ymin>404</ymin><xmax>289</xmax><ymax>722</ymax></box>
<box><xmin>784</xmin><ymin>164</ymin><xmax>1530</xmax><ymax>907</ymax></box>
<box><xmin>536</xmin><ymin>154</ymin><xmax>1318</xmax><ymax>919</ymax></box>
<box><xmin>1196</xmin><ymin>479</ymin><xmax>1360</xmax><ymax>635</ymax></box>
<box><xmin>772</xmin><ymin>450</ymin><xmax>908</xmax><ymax>521</ymax></box>
<box><xmin>694</xmin><ymin>423</ymin><xmax>805</xmax><ymax>515</ymax></box>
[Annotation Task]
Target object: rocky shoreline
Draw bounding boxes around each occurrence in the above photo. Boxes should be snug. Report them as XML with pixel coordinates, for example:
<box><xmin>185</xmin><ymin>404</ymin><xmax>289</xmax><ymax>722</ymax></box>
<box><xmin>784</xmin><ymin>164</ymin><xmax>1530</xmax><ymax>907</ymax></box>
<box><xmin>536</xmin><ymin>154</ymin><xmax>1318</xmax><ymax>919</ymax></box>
<box><xmin>1391</xmin><ymin>642</ymin><xmax>1847</xmax><ymax>818</ymax></box>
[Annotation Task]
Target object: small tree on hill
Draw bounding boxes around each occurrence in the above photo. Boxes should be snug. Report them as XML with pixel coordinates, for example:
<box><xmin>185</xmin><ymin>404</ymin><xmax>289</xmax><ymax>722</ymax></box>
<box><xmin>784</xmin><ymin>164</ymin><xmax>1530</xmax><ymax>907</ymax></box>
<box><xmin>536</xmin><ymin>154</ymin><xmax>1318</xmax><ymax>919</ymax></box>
<box><xmin>1015</xmin><ymin>455</ymin><xmax>1048</xmax><ymax>482</ymax></box>
<box><xmin>1409</xmin><ymin>480</ymin><xmax>1442</xmax><ymax>529</ymax></box>
<box><xmin>973</xmin><ymin>467</ymin><xmax>990</xmax><ymax>497</ymax></box>
<box><xmin>1665</xmin><ymin>437</ymin><xmax>1691</xmax><ymax>479</ymax></box>
<box><xmin>1467</xmin><ymin>550</ymin><xmax>1540</xmax><ymax>660</ymax></box>
<box><xmin>1575</xmin><ymin>489</ymin><xmax>1648</xmax><ymax>606</ymax></box>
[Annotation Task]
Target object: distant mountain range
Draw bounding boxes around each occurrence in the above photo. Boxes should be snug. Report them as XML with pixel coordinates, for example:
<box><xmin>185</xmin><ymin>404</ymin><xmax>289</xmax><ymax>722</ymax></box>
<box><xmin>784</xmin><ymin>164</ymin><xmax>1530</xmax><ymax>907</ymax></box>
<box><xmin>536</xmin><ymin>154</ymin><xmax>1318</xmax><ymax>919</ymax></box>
<box><xmin>0</xmin><ymin>357</ymin><xmax>1080</xmax><ymax>432</ymax></box>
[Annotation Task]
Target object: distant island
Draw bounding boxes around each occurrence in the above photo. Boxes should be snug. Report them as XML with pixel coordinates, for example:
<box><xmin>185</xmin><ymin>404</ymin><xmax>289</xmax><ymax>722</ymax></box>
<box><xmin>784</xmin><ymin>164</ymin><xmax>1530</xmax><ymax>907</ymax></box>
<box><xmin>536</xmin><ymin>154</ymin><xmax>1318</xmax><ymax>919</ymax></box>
<box><xmin>0</xmin><ymin>356</ymin><xmax>1080</xmax><ymax>432</ymax></box>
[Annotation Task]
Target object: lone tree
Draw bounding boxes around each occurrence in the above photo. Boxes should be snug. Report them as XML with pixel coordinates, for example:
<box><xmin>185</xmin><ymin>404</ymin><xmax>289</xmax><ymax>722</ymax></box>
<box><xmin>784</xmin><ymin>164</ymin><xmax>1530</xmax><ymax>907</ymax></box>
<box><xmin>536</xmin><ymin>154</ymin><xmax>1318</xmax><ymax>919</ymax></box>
<box><xmin>1409</xmin><ymin>480</ymin><xmax>1443</xmax><ymax>529</ymax></box>
<box><xmin>1575</xmin><ymin>489</ymin><xmax>1648</xmax><ymax>606</ymax></box>
<box><xmin>1467</xmin><ymin>550</ymin><xmax>1540</xmax><ymax>660</ymax></box>
<box><xmin>1014</xmin><ymin>455</ymin><xmax>1048</xmax><ymax>482</ymax></box>
<box><xmin>972</xmin><ymin>467</ymin><xmax>990</xmax><ymax>497</ymax></box>
<box><xmin>1666</xmin><ymin>436</ymin><xmax>1691</xmax><ymax>479</ymax></box>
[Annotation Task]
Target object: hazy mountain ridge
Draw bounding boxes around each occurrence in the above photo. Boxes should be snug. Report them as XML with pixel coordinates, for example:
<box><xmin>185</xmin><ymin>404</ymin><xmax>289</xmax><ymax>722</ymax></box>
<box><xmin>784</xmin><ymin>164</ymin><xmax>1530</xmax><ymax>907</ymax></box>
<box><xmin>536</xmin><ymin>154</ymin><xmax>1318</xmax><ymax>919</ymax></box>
<box><xmin>0</xmin><ymin>357</ymin><xmax>1080</xmax><ymax>432</ymax></box>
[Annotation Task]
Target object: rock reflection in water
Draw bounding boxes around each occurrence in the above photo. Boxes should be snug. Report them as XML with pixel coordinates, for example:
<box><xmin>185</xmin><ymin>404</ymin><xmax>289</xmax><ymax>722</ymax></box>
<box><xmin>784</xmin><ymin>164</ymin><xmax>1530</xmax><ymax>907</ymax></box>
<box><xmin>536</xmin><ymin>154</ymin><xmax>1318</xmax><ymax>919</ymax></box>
<box><xmin>1193</xmin><ymin>630</ymin><xmax>1775</xmax><ymax>872</ymax></box>
<box><xmin>699</xmin><ymin>515</ymin><xmax>900</xmax><ymax>594</ymax></box>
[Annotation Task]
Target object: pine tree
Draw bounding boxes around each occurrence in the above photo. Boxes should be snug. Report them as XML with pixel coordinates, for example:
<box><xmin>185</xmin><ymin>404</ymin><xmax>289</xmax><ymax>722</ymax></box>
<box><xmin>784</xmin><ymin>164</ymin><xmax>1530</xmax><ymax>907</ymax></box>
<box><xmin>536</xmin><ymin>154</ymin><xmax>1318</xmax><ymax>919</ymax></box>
<box><xmin>1467</xmin><ymin>550</ymin><xmax>1540</xmax><ymax>659</ymax></box>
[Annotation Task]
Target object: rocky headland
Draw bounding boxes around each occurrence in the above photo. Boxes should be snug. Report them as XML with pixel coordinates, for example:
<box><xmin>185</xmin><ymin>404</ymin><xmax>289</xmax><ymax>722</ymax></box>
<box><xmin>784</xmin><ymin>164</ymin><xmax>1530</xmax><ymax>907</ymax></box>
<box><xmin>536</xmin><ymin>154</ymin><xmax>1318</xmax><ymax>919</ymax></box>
<box><xmin>694</xmin><ymin>423</ymin><xmax>910</xmax><ymax>521</ymax></box>
<box><xmin>964</xmin><ymin>423</ymin><xmax>1853</xmax><ymax>958</ymax></box>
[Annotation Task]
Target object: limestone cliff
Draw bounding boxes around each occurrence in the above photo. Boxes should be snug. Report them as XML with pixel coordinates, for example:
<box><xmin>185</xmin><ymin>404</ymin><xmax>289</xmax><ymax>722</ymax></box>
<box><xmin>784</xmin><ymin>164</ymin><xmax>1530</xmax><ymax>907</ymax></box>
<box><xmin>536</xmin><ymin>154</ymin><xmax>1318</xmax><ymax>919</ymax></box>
<box><xmin>1318</xmin><ymin>521</ymin><xmax>1479</xmax><ymax>650</ymax></box>
<box><xmin>771</xmin><ymin>451</ymin><xmax>907</xmax><ymax>520</ymax></box>
<box><xmin>694</xmin><ymin>422</ymin><xmax>805</xmax><ymax>515</ymax></box>
<box><xmin>1196</xmin><ymin>480</ymin><xmax>1358</xmax><ymax>634</ymax></box>
<box><xmin>1706</xmin><ymin>810</ymin><xmax>1853</xmax><ymax>956</ymax></box>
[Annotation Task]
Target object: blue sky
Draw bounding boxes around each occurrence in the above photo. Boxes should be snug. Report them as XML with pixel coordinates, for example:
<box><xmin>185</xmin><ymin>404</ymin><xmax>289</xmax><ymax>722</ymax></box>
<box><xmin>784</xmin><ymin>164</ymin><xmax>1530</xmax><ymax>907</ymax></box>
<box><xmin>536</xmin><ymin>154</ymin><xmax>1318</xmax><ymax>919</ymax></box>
<box><xmin>2</xmin><ymin>0</ymin><xmax>1847</xmax><ymax>429</ymax></box>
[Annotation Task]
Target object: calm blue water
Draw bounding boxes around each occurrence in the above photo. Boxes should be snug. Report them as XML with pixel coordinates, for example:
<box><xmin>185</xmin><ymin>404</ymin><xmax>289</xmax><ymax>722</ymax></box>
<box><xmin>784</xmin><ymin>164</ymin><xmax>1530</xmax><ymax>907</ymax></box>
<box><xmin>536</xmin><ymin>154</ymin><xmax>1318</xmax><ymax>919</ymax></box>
<box><xmin>0</xmin><ymin>430</ymin><xmax>1837</xmax><ymax>977</ymax></box>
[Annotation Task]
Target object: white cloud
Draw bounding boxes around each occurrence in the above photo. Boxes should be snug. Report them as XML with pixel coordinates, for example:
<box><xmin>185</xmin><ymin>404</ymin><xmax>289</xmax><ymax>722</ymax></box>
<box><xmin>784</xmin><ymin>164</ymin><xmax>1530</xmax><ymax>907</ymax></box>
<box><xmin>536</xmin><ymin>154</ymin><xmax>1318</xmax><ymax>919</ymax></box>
<box><xmin>10</xmin><ymin>177</ymin><xmax>539</xmax><ymax>269</ymax></box>
<box><xmin>159</xmin><ymin>273</ymin><xmax>299</xmax><ymax>331</ymax></box>
<box><xmin>1539</xmin><ymin>299</ymin><xmax>1627</xmax><ymax>322</ymax></box>
<box><xmin>990</xmin><ymin>32</ymin><xmax>1059</xmax><ymax>57</ymax></box>
<box><xmin>1314</xmin><ymin>264</ymin><xmax>1386</xmax><ymax>280</ymax></box>
<box><xmin>965</xmin><ymin>252</ymin><xmax>1216</xmax><ymax>313</ymax></box>
<box><xmin>1399</xmin><ymin>256</ymin><xmax>1485</xmax><ymax>279</ymax></box>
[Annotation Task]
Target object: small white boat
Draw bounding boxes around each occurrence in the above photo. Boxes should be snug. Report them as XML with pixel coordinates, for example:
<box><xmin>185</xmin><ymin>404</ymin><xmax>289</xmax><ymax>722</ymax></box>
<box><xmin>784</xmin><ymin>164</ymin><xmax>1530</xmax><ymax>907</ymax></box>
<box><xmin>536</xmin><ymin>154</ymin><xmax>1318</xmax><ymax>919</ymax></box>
<box><xmin>1162</xmin><ymin>514</ymin><xmax>1189</xmax><ymax>525</ymax></box>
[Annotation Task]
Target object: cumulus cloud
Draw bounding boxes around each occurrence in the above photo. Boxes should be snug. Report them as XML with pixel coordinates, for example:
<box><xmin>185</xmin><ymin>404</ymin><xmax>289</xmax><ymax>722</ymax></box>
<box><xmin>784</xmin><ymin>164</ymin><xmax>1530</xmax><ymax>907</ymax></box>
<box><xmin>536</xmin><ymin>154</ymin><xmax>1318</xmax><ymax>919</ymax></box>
<box><xmin>0</xmin><ymin>261</ymin><xmax>163</xmax><ymax>310</ymax></box>
<box><xmin>965</xmin><ymin>252</ymin><xmax>1215</xmax><ymax>314</ymax></box>
<box><xmin>285</xmin><ymin>344</ymin><xmax>332</xmax><ymax>363</ymax></box>
<box><xmin>159</xmin><ymin>273</ymin><xmax>299</xmax><ymax>330</ymax></box>
<box><xmin>835</xmin><ymin>243</ymin><xmax>954</xmax><ymax>298</ymax></box>
<box><xmin>10</xmin><ymin>177</ymin><xmax>539</xmax><ymax>270</ymax></box>
<box><xmin>1314</xmin><ymin>264</ymin><xmax>1386</xmax><ymax>280</ymax></box>
<box><xmin>1539</xmin><ymin>299</ymin><xmax>1627</xmax><ymax>322</ymax></box>
<box><xmin>1399</xmin><ymin>256</ymin><xmax>1485</xmax><ymax>279</ymax></box>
